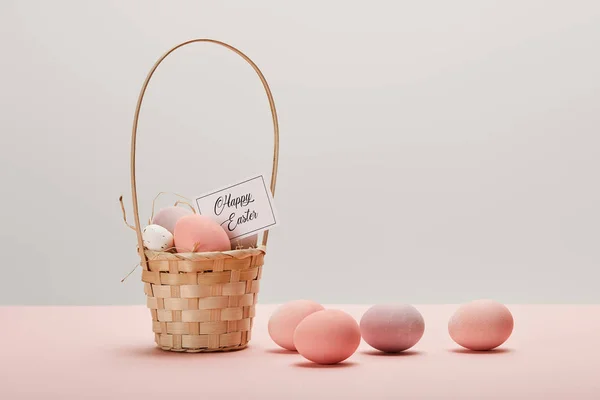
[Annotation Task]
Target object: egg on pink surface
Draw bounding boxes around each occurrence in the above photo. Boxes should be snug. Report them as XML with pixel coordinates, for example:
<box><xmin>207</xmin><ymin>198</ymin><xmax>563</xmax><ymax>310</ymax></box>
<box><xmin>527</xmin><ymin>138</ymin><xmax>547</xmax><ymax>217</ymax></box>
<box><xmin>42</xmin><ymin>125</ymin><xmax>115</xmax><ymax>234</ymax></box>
<box><xmin>448</xmin><ymin>299</ymin><xmax>514</xmax><ymax>351</ymax></box>
<box><xmin>152</xmin><ymin>206</ymin><xmax>193</xmax><ymax>234</ymax></box>
<box><xmin>293</xmin><ymin>309</ymin><xmax>361</xmax><ymax>365</ymax></box>
<box><xmin>173</xmin><ymin>214</ymin><xmax>231</xmax><ymax>253</ymax></box>
<box><xmin>360</xmin><ymin>304</ymin><xmax>425</xmax><ymax>353</ymax></box>
<box><xmin>268</xmin><ymin>300</ymin><xmax>324</xmax><ymax>351</ymax></box>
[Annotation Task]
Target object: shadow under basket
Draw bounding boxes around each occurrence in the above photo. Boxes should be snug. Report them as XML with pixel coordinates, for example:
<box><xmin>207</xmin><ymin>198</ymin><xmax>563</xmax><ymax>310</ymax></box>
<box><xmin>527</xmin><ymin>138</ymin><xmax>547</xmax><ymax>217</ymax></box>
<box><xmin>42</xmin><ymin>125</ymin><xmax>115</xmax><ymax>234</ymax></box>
<box><xmin>141</xmin><ymin>247</ymin><xmax>265</xmax><ymax>352</ymax></box>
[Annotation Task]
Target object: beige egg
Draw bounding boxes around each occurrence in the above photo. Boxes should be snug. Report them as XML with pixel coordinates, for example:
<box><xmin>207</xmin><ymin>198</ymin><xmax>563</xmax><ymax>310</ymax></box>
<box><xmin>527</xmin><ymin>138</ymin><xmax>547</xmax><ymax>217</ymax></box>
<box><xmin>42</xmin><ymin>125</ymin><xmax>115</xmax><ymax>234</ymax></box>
<box><xmin>142</xmin><ymin>224</ymin><xmax>174</xmax><ymax>252</ymax></box>
<box><xmin>448</xmin><ymin>299</ymin><xmax>514</xmax><ymax>351</ymax></box>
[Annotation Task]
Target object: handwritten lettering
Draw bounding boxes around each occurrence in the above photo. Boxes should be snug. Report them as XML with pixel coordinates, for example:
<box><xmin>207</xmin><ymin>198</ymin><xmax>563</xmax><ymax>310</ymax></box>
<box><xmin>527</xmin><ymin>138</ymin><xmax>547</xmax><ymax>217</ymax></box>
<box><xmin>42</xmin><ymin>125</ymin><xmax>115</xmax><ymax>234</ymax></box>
<box><xmin>214</xmin><ymin>193</ymin><xmax>255</xmax><ymax>216</ymax></box>
<box><xmin>221</xmin><ymin>209</ymin><xmax>259</xmax><ymax>232</ymax></box>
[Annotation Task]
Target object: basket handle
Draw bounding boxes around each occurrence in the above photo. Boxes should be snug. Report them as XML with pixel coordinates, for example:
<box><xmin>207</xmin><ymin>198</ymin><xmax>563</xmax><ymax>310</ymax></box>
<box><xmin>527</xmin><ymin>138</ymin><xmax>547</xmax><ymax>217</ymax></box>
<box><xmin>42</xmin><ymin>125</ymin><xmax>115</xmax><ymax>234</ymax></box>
<box><xmin>130</xmin><ymin>39</ymin><xmax>280</xmax><ymax>269</ymax></box>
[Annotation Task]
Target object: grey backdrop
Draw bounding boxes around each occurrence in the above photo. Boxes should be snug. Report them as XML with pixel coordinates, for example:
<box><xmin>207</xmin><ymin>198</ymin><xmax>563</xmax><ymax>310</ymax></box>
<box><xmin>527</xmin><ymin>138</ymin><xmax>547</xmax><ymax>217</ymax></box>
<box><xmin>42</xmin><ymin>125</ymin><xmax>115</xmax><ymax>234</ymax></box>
<box><xmin>1</xmin><ymin>1</ymin><xmax>599</xmax><ymax>305</ymax></box>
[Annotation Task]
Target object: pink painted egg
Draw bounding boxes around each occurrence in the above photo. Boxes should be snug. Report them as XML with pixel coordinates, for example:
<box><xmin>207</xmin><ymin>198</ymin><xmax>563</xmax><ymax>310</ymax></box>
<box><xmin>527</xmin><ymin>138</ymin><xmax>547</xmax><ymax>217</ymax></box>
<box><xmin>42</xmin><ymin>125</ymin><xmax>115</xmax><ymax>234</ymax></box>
<box><xmin>294</xmin><ymin>309</ymin><xmax>361</xmax><ymax>364</ymax></box>
<box><xmin>360</xmin><ymin>304</ymin><xmax>425</xmax><ymax>353</ymax></box>
<box><xmin>152</xmin><ymin>206</ymin><xmax>193</xmax><ymax>234</ymax></box>
<box><xmin>448</xmin><ymin>299</ymin><xmax>514</xmax><ymax>351</ymax></box>
<box><xmin>173</xmin><ymin>214</ymin><xmax>231</xmax><ymax>253</ymax></box>
<box><xmin>268</xmin><ymin>300</ymin><xmax>324</xmax><ymax>351</ymax></box>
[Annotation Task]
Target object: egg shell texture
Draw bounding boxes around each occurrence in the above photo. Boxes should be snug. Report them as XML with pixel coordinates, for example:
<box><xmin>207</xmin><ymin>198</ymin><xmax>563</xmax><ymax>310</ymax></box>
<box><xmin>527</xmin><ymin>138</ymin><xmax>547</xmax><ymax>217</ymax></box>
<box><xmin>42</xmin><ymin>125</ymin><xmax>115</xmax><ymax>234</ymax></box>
<box><xmin>173</xmin><ymin>214</ymin><xmax>231</xmax><ymax>253</ymax></box>
<box><xmin>293</xmin><ymin>309</ymin><xmax>361</xmax><ymax>365</ymax></box>
<box><xmin>448</xmin><ymin>299</ymin><xmax>514</xmax><ymax>351</ymax></box>
<box><xmin>360</xmin><ymin>304</ymin><xmax>425</xmax><ymax>353</ymax></box>
<box><xmin>152</xmin><ymin>206</ymin><xmax>193</xmax><ymax>234</ymax></box>
<box><xmin>268</xmin><ymin>300</ymin><xmax>324</xmax><ymax>351</ymax></box>
<box><xmin>142</xmin><ymin>224</ymin><xmax>174</xmax><ymax>252</ymax></box>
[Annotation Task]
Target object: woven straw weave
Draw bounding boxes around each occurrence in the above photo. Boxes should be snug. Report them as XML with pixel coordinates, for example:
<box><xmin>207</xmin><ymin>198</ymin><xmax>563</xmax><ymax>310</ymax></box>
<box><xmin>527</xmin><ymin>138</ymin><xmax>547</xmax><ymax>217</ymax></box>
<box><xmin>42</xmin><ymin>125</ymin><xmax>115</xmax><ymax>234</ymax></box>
<box><xmin>130</xmin><ymin>39</ymin><xmax>279</xmax><ymax>352</ymax></box>
<box><xmin>142</xmin><ymin>247</ymin><xmax>265</xmax><ymax>352</ymax></box>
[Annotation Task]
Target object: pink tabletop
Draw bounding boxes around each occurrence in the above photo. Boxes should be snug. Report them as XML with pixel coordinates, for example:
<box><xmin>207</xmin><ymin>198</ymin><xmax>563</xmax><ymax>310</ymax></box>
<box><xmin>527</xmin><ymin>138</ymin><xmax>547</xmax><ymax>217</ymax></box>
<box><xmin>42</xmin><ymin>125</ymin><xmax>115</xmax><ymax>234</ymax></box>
<box><xmin>1</xmin><ymin>305</ymin><xmax>599</xmax><ymax>399</ymax></box>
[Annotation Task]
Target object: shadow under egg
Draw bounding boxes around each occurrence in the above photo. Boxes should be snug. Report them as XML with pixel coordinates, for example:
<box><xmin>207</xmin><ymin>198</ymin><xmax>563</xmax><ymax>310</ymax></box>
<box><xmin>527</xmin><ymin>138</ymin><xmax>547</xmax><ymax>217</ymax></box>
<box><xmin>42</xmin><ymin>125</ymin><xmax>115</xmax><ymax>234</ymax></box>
<box><xmin>292</xmin><ymin>361</ymin><xmax>359</xmax><ymax>369</ymax></box>
<box><xmin>361</xmin><ymin>349</ymin><xmax>425</xmax><ymax>357</ymax></box>
<box><xmin>448</xmin><ymin>348</ymin><xmax>513</xmax><ymax>355</ymax></box>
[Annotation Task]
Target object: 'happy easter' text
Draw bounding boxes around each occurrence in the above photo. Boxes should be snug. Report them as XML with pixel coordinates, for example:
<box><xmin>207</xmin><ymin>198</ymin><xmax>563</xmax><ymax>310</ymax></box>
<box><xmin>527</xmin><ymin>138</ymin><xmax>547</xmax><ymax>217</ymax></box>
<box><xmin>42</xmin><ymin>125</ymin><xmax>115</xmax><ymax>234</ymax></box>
<box><xmin>214</xmin><ymin>193</ymin><xmax>258</xmax><ymax>232</ymax></box>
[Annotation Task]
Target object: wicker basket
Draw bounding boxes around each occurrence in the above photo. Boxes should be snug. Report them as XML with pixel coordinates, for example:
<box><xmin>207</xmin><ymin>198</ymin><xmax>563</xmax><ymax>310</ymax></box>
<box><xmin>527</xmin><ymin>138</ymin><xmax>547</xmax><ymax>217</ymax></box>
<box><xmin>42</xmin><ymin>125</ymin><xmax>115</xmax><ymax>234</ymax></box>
<box><xmin>129</xmin><ymin>39</ymin><xmax>279</xmax><ymax>352</ymax></box>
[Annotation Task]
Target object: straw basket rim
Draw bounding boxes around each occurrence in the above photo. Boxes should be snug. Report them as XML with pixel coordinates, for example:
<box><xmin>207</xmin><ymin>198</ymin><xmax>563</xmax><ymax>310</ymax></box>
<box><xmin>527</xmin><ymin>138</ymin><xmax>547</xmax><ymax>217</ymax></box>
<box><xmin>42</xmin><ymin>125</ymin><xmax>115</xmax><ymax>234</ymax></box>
<box><xmin>145</xmin><ymin>245</ymin><xmax>266</xmax><ymax>261</ymax></box>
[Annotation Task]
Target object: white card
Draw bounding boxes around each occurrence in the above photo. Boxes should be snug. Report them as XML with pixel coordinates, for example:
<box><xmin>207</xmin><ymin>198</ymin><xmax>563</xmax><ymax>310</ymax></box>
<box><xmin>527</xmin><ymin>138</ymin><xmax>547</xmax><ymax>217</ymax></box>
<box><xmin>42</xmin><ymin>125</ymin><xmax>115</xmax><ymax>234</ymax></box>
<box><xmin>194</xmin><ymin>175</ymin><xmax>278</xmax><ymax>241</ymax></box>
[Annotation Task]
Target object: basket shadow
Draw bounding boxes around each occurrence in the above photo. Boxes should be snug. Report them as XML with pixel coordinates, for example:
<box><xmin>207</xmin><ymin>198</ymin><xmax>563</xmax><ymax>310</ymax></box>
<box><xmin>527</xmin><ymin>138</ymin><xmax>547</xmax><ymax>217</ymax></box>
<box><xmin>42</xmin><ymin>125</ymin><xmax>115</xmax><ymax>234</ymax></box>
<box><xmin>292</xmin><ymin>361</ymin><xmax>359</xmax><ymax>369</ymax></box>
<box><xmin>116</xmin><ymin>345</ymin><xmax>247</xmax><ymax>359</ymax></box>
<box><xmin>361</xmin><ymin>350</ymin><xmax>425</xmax><ymax>357</ymax></box>
<box><xmin>448</xmin><ymin>348</ymin><xmax>513</xmax><ymax>355</ymax></box>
